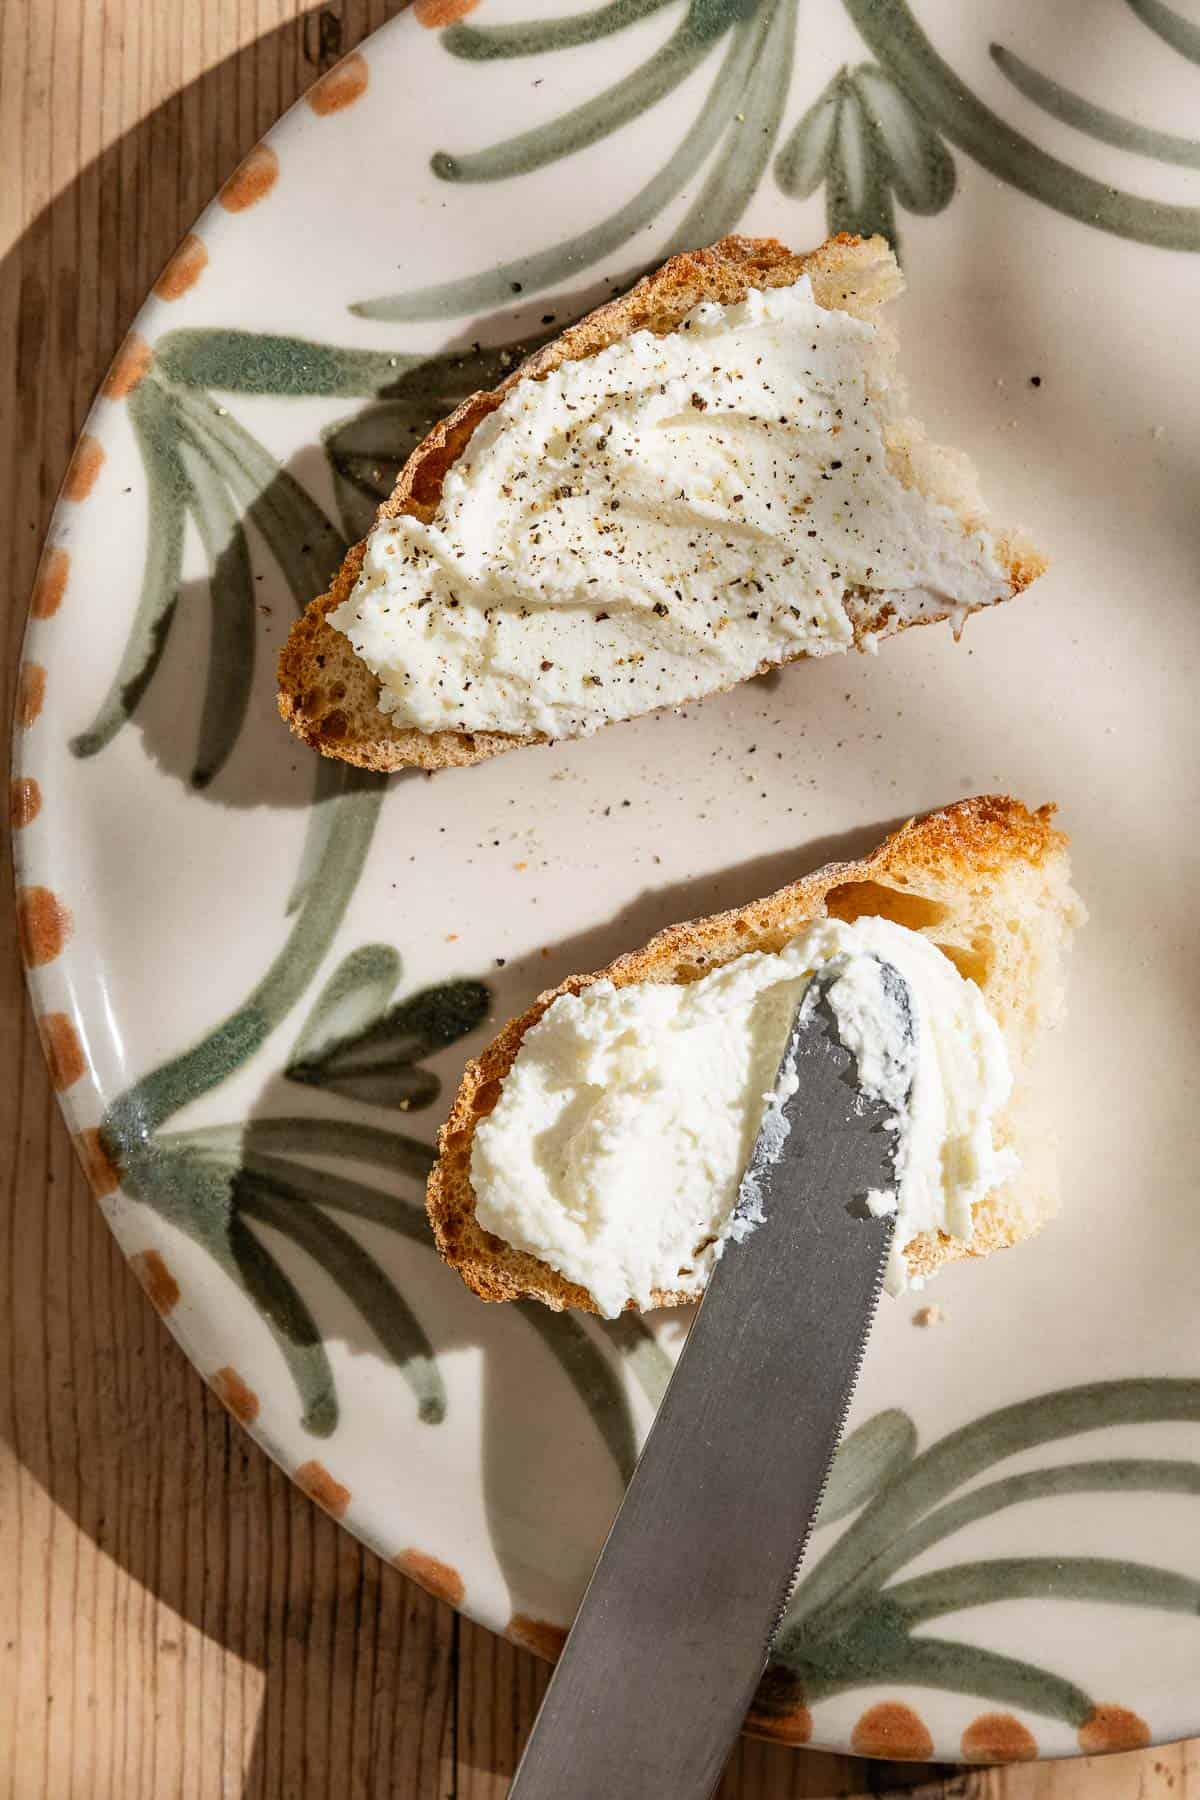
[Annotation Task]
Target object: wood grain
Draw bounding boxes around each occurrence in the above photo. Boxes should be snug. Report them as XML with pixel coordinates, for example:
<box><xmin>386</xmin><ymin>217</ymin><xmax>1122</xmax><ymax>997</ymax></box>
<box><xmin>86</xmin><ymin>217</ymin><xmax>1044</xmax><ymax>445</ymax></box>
<box><xmin>0</xmin><ymin>3</ymin><xmax>1194</xmax><ymax>1795</ymax></box>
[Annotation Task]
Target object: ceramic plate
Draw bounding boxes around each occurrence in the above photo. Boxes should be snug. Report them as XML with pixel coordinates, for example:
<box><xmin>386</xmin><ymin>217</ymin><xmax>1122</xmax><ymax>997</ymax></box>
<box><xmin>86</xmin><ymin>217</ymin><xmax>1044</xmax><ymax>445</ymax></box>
<box><xmin>14</xmin><ymin>0</ymin><xmax>1200</xmax><ymax>1764</ymax></box>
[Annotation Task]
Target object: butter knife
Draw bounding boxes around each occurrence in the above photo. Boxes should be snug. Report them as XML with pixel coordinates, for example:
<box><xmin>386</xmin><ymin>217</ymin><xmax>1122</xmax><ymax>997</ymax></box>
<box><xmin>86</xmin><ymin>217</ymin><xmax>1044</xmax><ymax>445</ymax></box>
<box><xmin>508</xmin><ymin>960</ymin><xmax>913</xmax><ymax>1800</ymax></box>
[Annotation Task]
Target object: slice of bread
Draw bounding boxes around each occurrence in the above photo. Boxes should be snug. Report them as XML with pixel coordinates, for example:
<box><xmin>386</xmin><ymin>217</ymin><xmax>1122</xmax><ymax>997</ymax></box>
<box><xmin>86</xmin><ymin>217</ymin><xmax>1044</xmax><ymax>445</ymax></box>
<box><xmin>278</xmin><ymin>235</ymin><xmax>1044</xmax><ymax>770</ymax></box>
<box><xmin>426</xmin><ymin>797</ymin><xmax>1083</xmax><ymax>1313</ymax></box>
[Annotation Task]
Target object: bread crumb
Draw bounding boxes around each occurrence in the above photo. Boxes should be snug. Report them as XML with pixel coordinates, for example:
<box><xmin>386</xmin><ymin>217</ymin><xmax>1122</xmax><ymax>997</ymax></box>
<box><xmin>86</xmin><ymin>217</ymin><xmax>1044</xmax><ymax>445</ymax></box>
<box><xmin>913</xmin><ymin>1304</ymin><xmax>946</xmax><ymax>1328</ymax></box>
<box><xmin>445</xmin><ymin>933</ymin><xmax>458</xmax><ymax>942</ymax></box>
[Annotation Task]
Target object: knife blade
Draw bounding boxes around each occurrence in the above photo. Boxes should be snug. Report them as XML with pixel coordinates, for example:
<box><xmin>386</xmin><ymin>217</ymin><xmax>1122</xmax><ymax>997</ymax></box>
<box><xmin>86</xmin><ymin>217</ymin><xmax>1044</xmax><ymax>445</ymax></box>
<box><xmin>508</xmin><ymin>959</ymin><xmax>913</xmax><ymax>1800</ymax></box>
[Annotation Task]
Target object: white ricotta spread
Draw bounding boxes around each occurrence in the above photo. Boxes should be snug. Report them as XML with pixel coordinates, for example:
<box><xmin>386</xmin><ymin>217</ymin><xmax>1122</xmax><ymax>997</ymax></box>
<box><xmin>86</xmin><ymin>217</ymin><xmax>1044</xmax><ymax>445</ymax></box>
<box><xmin>329</xmin><ymin>278</ymin><xmax>1010</xmax><ymax>739</ymax></box>
<box><xmin>470</xmin><ymin>916</ymin><xmax>1016</xmax><ymax>1317</ymax></box>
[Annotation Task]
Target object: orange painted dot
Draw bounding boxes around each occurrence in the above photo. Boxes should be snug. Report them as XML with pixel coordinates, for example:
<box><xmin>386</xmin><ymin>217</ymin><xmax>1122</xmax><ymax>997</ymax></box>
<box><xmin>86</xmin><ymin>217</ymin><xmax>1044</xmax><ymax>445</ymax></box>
<box><xmin>747</xmin><ymin>1662</ymin><xmax>812</xmax><ymax>1745</ymax></box>
<box><xmin>154</xmin><ymin>233</ymin><xmax>208</xmax><ymax>301</ymax></box>
<box><xmin>30</xmin><ymin>545</ymin><xmax>69</xmax><ymax>618</ymax></box>
<box><xmin>393</xmin><ymin>1549</ymin><xmax>465</xmax><ymax>1607</ymax></box>
<box><xmin>295</xmin><ymin>1460</ymin><xmax>351</xmax><ymax>1519</ymax></box>
<box><xmin>39</xmin><ymin>1012</ymin><xmax>87</xmax><ymax>1090</ymax></box>
<box><xmin>219</xmin><ymin>143</ymin><xmax>279</xmax><ymax>213</ymax></box>
<box><xmin>10</xmin><ymin>777</ymin><xmax>41</xmax><ymax>828</ymax></box>
<box><xmin>506</xmin><ymin>1615</ymin><xmax>567</xmax><ymax>1662</ymax></box>
<box><xmin>63</xmin><ymin>434</ymin><xmax>105</xmax><ymax>502</ymax></box>
<box><xmin>75</xmin><ymin>1128</ymin><xmax>121</xmax><ymax>1197</ymax></box>
<box><xmin>1077</xmin><ymin>1704</ymin><xmax>1151</xmax><ymax>1755</ymax></box>
<box><xmin>961</xmin><ymin>1712</ymin><xmax>1038</xmax><ymax>1762</ymax></box>
<box><xmin>16</xmin><ymin>886</ymin><xmax>71</xmax><ymax>966</ymax></box>
<box><xmin>851</xmin><ymin>1701</ymin><xmax>933</xmax><ymax>1761</ymax></box>
<box><xmin>16</xmin><ymin>662</ymin><xmax>46</xmax><ymax>728</ymax></box>
<box><xmin>130</xmin><ymin>1248</ymin><xmax>180</xmax><ymax>1316</ymax></box>
<box><xmin>746</xmin><ymin>1703</ymin><xmax>813</xmax><ymax>1745</ymax></box>
<box><xmin>211</xmin><ymin>1366</ymin><xmax>260</xmax><ymax>1425</ymax></box>
<box><xmin>307</xmin><ymin>51</ymin><xmax>368</xmax><ymax>116</ymax></box>
<box><xmin>414</xmin><ymin>0</ymin><xmax>481</xmax><ymax>23</ymax></box>
<box><xmin>101</xmin><ymin>332</ymin><xmax>153</xmax><ymax>400</ymax></box>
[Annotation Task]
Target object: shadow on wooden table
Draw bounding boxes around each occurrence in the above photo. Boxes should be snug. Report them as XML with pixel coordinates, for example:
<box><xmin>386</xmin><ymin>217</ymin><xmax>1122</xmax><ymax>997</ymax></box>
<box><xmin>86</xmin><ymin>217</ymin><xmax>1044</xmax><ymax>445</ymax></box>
<box><xmin>2</xmin><ymin>5</ymin><xmax>962</xmax><ymax>1794</ymax></box>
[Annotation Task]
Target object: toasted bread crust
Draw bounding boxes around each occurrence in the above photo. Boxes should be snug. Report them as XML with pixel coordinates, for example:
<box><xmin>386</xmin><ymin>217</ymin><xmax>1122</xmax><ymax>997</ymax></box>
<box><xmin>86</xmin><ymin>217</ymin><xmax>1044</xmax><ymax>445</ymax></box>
<box><xmin>278</xmin><ymin>235</ymin><xmax>1044</xmax><ymax>769</ymax></box>
<box><xmin>426</xmin><ymin>796</ymin><xmax>1078</xmax><ymax>1314</ymax></box>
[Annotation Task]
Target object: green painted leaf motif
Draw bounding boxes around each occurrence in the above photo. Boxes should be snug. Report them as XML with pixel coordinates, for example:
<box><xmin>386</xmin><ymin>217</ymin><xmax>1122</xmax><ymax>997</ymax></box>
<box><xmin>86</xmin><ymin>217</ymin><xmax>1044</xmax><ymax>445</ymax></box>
<box><xmin>177</xmin><ymin>437</ymin><xmax>257</xmax><ymax>789</ymax></box>
<box><xmin>240</xmin><ymin>1152</ymin><xmax>433</xmax><ymax>1235</ymax></box>
<box><xmin>768</xmin><ymin>1386</ymin><xmax>1200</xmax><ymax>1726</ymax></box>
<box><xmin>286</xmin><ymin>758</ymin><xmax>350</xmax><ymax>916</ymax></box>
<box><xmin>227</xmin><ymin>1206</ymin><xmax>339</xmax><ymax>1437</ymax></box>
<box><xmin>431</xmin><ymin>11</ymin><xmax>718</xmax><ymax>184</ymax></box>
<box><xmin>846</xmin><ymin>0</ymin><xmax>1200</xmax><ymax>251</ymax></box>
<box><xmin>444</xmin><ymin>0</ymin><xmax>678</xmax><ymax>59</ymax></box>
<box><xmin>687</xmin><ymin>0</ymin><xmax>759</xmax><ymax>44</ymax></box>
<box><xmin>852</xmin><ymin>64</ymin><xmax>955</xmax><ymax>214</ymax></box>
<box><xmin>783</xmin><ymin>1616</ymin><xmax>1096</xmax><ymax>1723</ymax></box>
<box><xmin>287</xmin><ymin>967</ymin><xmax>491</xmax><ymax>1109</ymax></box>
<box><xmin>889</xmin><ymin>1555</ymin><xmax>1200</xmax><ymax>1626</ymax></box>
<box><xmin>171</xmin><ymin>386</ymin><xmax>347</xmax><ymax>609</ymax></box>
<box><xmin>114</xmin><ymin>1140</ymin><xmax>340</xmax><ymax>1436</ymax></box>
<box><xmin>104</xmin><ymin>762</ymin><xmax>383</xmax><ymax>1146</ymax></box>
<box><xmin>105</xmin><ymin>1012</ymin><xmax>272</xmax><ymax>1161</ymax></box>
<box><xmin>240</xmin><ymin>1116</ymin><xmax>436</xmax><ymax>1183</ymax></box>
<box><xmin>515</xmin><ymin>1303</ymin><xmax>639</xmax><ymax>1483</ymax></box>
<box><xmin>155</xmin><ymin>330</ymin><xmax>423</xmax><ymax>398</ymax></box>
<box><xmin>816</xmin><ymin>1407</ymin><xmax>916</xmax><ymax>1529</ymax></box>
<box><xmin>788</xmin><ymin>1377</ymin><xmax>1200</xmax><ymax>1640</ymax></box>
<box><xmin>672</xmin><ymin>0</ymin><xmax>796</xmax><ymax>246</ymax></box>
<box><xmin>288</xmin><ymin>1051</ymin><xmax>439</xmax><ymax>1114</ymax></box>
<box><xmin>161</xmin><ymin>1117</ymin><xmax>435</xmax><ymax>1183</ymax></box>
<box><xmin>1125</xmin><ymin>0</ymin><xmax>1200</xmax><ymax>65</ymax></box>
<box><xmin>70</xmin><ymin>377</ymin><xmax>189</xmax><ymax>759</ymax></box>
<box><xmin>814</xmin><ymin>1456</ymin><xmax>1200</xmax><ymax>1639</ymax></box>
<box><xmin>774</xmin><ymin>73</ymin><xmax>842</xmax><ymax>197</ymax></box>
<box><xmin>238</xmin><ymin>1170</ymin><xmax>447</xmax><ymax>1424</ymax></box>
<box><xmin>289</xmin><ymin>943</ymin><xmax>403</xmax><ymax>1069</ymax></box>
<box><xmin>825</xmin><ymin>76</ymin><xmax>898</xmax><ymax>246</ymax></box>
<box><xmin>991</xmin><ymin>43</ymin><xmax>1200</xmax><ymax>170</ymax></box>
<box><xmin>142</xmin><ymin>1123</ymin><xmax>441</xmax><ymax>1434</ymax></box>
<box><xmin>74</xmin><ymin>357</ymin><xmax>354</xmax><ymax>767</ymax></box>
<box><xmin>237</xmin><ymin>766</ymin><xmax>386</xmax><ymax>1065</ymax></box>
<box><xmin>353</xmin><ymin>10</ymin><xmax>766</xmax><ymax>322</ymax></box>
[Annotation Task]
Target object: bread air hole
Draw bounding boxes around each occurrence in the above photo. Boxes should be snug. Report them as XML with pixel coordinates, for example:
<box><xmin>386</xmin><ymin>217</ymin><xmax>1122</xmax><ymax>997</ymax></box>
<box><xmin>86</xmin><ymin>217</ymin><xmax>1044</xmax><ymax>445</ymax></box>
<box><xmin>472</xmin><ymin>1079</ymin><xmax>503</xmax><ymax>1118</ymax></box>
<box><xmin>935</xmin><ymin>940</ymin><xmax>992</xmax><ymax>987</ymax></box>
<box><xmin>824</xmin><ymin>879</ymin><xmax>950</xmax><ymax>931</ymax></box>
<box><xmin>823</xmin><ymin>880</ymin><xmax>994</xmax><ymax>986</ymax></box>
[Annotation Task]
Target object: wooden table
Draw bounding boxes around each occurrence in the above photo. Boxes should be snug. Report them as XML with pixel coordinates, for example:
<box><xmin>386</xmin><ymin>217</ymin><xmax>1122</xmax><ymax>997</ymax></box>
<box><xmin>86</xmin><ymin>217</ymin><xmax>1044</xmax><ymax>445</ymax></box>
<box><xmin>1</xmin><ymin>4</ymin><xmax>1193</xmax><ymax>1794</ymax></box>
